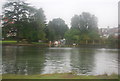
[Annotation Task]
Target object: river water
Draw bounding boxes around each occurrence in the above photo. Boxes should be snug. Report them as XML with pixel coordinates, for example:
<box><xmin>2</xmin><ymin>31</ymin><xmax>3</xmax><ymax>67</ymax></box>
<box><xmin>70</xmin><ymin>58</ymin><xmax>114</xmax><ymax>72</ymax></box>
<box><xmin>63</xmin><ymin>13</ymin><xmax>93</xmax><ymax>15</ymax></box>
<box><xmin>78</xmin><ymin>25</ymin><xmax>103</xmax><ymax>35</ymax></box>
<box><xmin>2</xmin><ymin>46</ymin><xmax>118</xmax><ymax>75</ymax></box>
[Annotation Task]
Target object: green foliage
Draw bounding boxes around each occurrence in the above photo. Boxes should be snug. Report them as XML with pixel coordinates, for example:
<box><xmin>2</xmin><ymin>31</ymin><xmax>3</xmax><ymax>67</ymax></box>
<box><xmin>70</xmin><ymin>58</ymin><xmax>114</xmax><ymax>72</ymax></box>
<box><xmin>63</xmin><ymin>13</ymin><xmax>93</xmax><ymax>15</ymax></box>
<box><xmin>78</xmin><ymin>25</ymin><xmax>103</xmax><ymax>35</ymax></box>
<box><xmin>65</xmin><ymin>29</ymin><xmax>80</xmax><ymax>44</ymax></box>
<box><xmin>0</xmin><ymin>40</ymin><xmax>17</xmax><ymax>44</ymax></box>
<box><xmin>107</xmin><ymin>35</ymin><xmax>118</xmax><ymax>45</ymax></box>
<box><xmin>47</xmin><ymin>18</ymin><xmax>69</xmax><ymax>41</ymax></box>
<box><xmin>66</xmin><ymin>12</ymin><xmax>100</xmax><ymax>44</ymax></box>
<box><xmin>71</xmin><ymin>15</ymin><xmax>80</xmax><ymax>29</ymax></box>
<box><xmin>2</xmin><ymin>1</ymin><xmax>100</xmax><ymax>44</ymax></box>
<box><xmin>2</xmin><ymin>0</ymin><xmax>46</xmax><ymax>42</ymax></box>
<box><xmin>3</xmin><ymin>73</ymin><xmax>118</xmax><ymax>79</ymax></box>
<box><xmin>79</xmin><ymin>12</ymin><xmax>98</xmax><ymax>33</ymax></box>
<box><xmin>88</xmin><ymin>31</ymin><xmax>100</xmax><ymax>40</ymax></box>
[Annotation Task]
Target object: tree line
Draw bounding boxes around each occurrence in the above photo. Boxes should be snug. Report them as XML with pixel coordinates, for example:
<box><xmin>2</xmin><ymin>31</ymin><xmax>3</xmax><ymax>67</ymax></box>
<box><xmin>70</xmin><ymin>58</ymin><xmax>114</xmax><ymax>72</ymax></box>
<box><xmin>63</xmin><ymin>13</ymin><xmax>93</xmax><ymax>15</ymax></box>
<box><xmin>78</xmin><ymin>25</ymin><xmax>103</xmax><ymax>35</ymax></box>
<box><xmin>2</xmin><ymin>0</ymin><xmax>117</xmax><ymax>46</ymax></box>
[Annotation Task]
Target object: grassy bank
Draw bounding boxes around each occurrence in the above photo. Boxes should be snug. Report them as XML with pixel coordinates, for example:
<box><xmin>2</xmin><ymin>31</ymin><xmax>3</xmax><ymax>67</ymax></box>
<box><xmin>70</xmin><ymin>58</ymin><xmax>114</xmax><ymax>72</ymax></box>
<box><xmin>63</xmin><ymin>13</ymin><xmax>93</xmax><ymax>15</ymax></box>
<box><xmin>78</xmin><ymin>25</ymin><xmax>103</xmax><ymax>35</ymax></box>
<box><xmin>2</xmin><ymin>73</ymin><xmax>118</xmax><ymax>79</ymax></box>
<box><xmin>1</xmin><ymin>40</ymin><xmax>48</xmax><ymax>47</ymax></box>
<box><xmin>0</xmin><ymin>40</ymin><xmax>17</xmax><ymax>44</ymax></box>
<box><xmin>1</xmin><ymin>40</ymin><xmax>118</xmax><ymax>48</ymax></box>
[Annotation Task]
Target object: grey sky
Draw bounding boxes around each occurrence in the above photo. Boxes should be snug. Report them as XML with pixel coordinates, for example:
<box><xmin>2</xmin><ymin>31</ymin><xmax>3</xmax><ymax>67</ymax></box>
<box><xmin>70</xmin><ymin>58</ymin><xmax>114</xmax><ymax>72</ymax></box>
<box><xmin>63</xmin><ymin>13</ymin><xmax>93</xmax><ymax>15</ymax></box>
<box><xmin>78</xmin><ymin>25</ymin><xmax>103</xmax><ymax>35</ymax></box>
<box><xmin>0</xmin><ymin>0</ymin><xmax>119</xmax><ymax>28</ymax></box>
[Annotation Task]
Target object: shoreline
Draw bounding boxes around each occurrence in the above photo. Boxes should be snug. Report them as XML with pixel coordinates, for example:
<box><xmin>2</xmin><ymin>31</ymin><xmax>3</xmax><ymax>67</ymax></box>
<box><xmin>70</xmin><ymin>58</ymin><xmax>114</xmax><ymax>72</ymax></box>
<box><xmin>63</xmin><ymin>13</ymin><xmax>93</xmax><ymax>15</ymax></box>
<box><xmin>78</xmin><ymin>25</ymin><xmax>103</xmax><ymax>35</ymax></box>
<box><xmin>1</xmin><ymin>40</ymin><xmax>118</xmax><ymax>48</ymax></box>
<box><xmin>2</xmin><ymin>73</ymin><xmax>118</xmax><ymax>79</ymax></box>
<box><xmin>1</xmin><ymin>43</ymin><xmax>119</xmax><ymax>49</ymax></box>
<box><xmin>1</xmin><ymin>43</ymin><xmax>48</xmax><ymax>47</ymax></box>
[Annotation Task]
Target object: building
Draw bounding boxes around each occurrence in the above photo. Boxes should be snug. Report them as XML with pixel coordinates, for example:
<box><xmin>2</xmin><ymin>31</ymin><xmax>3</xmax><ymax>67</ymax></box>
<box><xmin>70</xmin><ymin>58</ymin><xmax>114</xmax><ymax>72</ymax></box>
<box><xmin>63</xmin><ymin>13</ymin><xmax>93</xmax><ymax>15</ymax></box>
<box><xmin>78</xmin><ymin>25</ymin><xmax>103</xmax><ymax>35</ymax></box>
<box><xmin>99</xmin><ymin>27</ymin><xmax>109</xmax><ymax>38</ymax></box>
<box><xmin>99</xmin><ymin>27</ymin><xmax>119</xmax><ymax>38</ymax></box>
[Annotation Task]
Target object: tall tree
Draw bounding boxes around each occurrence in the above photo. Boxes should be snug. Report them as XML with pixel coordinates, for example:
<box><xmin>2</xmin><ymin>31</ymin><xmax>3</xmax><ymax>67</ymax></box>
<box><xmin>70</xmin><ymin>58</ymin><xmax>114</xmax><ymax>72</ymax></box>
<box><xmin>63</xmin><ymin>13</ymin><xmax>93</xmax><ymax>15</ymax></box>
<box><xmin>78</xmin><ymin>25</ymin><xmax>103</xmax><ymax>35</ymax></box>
<box><xmin>68</xmin><ymin>12</ymin><xmax>99</xmax><ymax>44</ymax></box>
<box><xmin>47</xmin><ymin>18</ymin><xmax>68</xmax><ymax>41</ymax></box>
<box><xmin>79</xmin><ymin>12</ymin><xmax>99</xmax><ymax>43</ymax></box>
<box><xmin>71</xmin><ymin>15</ymin><xmax>80</xmax><ymax>29</ymax></box>
<box><xmin>18</xmin><ymin>8</ymin><xmax>47</xmax><ymax>42</ymax></box>
<box><xmin>2</xmin><ymin>0</ymin><xmax>36</xmax><ymax>42</ymax></box>
<box><xmin>2</xmin><ymin>0</ymin><xmax>47</xmax><ymax>42</ymax></box>
<box><xmin>33</xmin><ymin>8</ymin><xmax>46</xmax><ymax>41</ymax></box>
<box><xmin>79</xmin><ymin>12</ymin><xmax>98</xmax><ymax>33</ymax></box>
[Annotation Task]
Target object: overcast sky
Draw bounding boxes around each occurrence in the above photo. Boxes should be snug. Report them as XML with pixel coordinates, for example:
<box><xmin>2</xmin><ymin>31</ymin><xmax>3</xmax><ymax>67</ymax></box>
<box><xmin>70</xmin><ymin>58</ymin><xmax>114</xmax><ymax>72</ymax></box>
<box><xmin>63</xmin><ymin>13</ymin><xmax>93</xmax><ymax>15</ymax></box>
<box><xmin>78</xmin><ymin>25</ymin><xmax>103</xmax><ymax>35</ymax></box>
<box><xmin>0</xmin><ymin>0</ymin><xmax>119</xmax><ymax>28</ymax></box>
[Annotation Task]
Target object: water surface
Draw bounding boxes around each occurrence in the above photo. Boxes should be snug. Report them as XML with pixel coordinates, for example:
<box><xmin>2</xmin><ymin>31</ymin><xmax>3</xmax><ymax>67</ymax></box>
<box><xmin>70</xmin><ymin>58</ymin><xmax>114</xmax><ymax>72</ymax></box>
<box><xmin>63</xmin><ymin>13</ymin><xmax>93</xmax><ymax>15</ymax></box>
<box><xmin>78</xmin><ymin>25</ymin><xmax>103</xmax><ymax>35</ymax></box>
<box><xmin>2</xmin><ymin>46</ymin><xmax>118</xmax><ymax>75</ymax></box>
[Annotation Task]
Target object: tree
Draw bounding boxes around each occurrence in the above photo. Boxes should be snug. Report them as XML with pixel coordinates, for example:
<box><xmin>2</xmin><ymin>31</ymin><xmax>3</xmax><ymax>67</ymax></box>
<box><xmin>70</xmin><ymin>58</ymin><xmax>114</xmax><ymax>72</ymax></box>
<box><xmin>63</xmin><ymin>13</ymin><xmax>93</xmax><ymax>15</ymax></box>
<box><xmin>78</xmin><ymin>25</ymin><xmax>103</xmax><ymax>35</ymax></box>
<box><xmin>2</xmin><ymin>0</ymin><xmax>47</xmax><ymax>42</ymax></box>
<box><xmin>2</xmin><ymin>0</ymin><xmax>37</xmax><ymax>42</ymax></box>
<box><xmin>33</xmin><ymin>8</ymin><xmax>46</xmax><ymax>41</ymax></box>
<box><xmin>79</xmin><ymin>12</ymin><xmax>98</xmax><ymax>33</ymax></box>
<box><xmin>21</xmin><ymin>8</ymin><xmax>47</xmax><ymax>42</ymax></box>
<box><xmin>71</xmin><ymin>15</ymin><xmax>80</xmax><ymax>30</ymax></box>
<box><xmin>107</xmin><ymin>35</ymin><xmax>118</xmax><ymax>46</ymax></box>
<box><xmin>69</xmin><ymin>12</ymin><xmax>100</xmax><ymax>44</ymax></box>
<box><xmin>47</xmin><ymin>18</ymin><xmax>69</xmax><ymax>41</ymax></box>
<box><xmin>65</xmin><ymin>29</ymin><xmax>80</xmax><ymax>44</ymax></box>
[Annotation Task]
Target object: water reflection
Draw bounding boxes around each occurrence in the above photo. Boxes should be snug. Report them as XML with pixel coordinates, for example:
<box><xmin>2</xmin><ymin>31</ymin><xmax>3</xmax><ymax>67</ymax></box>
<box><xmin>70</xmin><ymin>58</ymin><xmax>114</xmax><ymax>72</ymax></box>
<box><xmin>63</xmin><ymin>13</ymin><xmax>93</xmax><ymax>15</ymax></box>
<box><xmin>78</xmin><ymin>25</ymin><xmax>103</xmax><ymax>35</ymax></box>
<box><xmin>2</xmin><ymin>46</ymin><xmax>118</xmax><ymax>75</ymax></box>
<box><xmin>3</xmin><ymin>46</ymin><xmax>46</xmax><ymax>75</ymax></box>
<box><xmin>3</xmin><ymin>46</ymin><xmax>17</xmax><ymax>74</ymax></box>
<box><xmin>70</xmin><ymin>48</ymin><xmax>96</xmax><ymax>75</ymax></box>
<box><xmin>93</xmin><ymin>48</ymin><xmax>118</xmax><ymax>75</ymax></box>
<box><xmin>42</xmin><ymin>48</ymin><xmax>72</xmax><ymax>74</ymax></box>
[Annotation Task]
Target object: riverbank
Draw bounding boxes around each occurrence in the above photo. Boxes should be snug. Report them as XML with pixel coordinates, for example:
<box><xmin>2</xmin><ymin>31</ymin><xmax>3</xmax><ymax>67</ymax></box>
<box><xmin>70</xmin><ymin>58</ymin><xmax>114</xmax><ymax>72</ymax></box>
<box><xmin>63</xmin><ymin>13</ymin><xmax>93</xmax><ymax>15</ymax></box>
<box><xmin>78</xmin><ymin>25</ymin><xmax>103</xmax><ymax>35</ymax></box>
<box><xmin>2</xmin><ymin>73</ymin><xmax>118</xmax><ymax>79</ymax></box>
<box><xmin>1</xmin><ymin>40</ymin><xmax>119</xmax><ymax>48</ymax></box>
<box><xmin>0</xmin><ymin>40</ymin><xmax>48</xmax><ymax>47</ymax></box>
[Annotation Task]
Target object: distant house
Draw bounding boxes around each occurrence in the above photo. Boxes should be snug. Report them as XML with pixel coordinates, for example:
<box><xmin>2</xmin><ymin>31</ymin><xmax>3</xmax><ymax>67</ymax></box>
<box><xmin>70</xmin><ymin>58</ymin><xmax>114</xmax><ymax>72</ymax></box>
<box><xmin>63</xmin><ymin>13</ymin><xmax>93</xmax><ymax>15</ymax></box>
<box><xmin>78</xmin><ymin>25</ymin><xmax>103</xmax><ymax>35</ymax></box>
<box><xmin>99</xmin><ymin>27</ymin><xmax>119</xmax><ymax>38</ymax></box>
<box><xmin>99</xmin><ymin>27</ymin><xmax>110</xmax><ymax>38</ymax></box>
<box><xmin>109</xmin><ymin>27</ymin><xmax>118</xmax><ymax>38</ymax></box>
